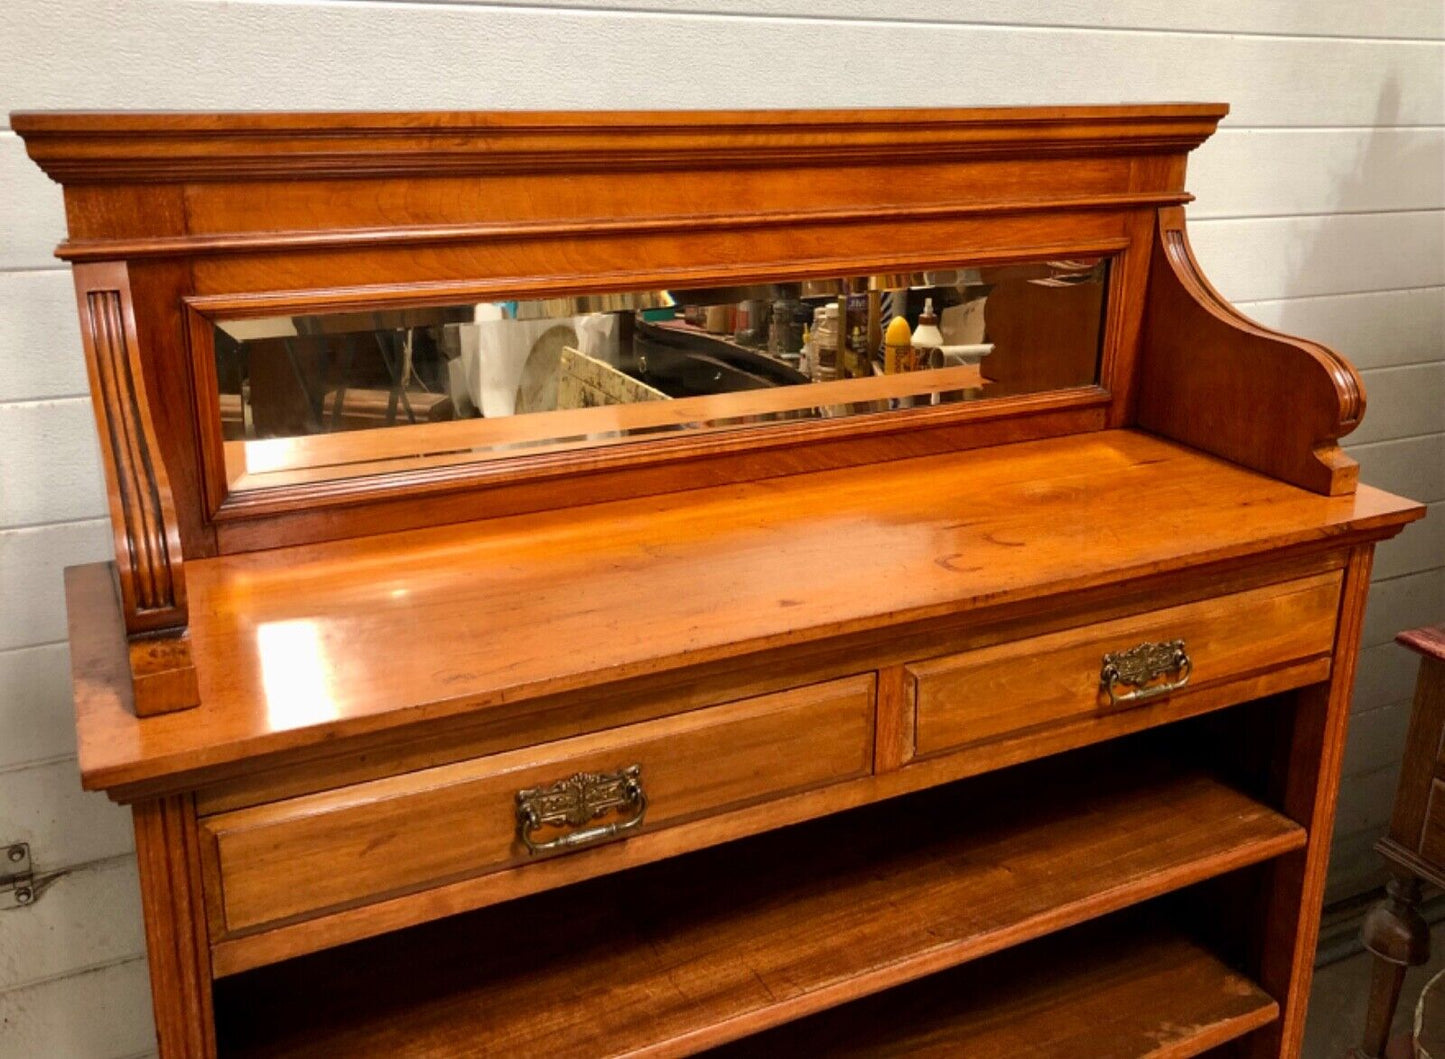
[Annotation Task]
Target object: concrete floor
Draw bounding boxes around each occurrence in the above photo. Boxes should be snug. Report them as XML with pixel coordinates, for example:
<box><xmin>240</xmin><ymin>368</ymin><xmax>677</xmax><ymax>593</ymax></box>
<box><xmin>1304</xmin><ymin>921</ymin><xmax>1445</xmax><ymax>1057</ymax></box>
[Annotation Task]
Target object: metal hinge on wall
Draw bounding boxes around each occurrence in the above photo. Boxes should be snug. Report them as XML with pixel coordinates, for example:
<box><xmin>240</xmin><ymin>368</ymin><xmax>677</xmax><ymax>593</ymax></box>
<box><xmin>2</xmin><ymin>843</ymin><xmax>35</xmax><ymax>908</ymax></box>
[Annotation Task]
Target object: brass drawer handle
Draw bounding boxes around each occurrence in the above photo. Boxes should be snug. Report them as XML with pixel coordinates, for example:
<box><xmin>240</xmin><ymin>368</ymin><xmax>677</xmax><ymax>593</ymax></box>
<box><xmin>1100</xmin><ymin>639</ymin><xmax>1192</xmax><ymax>707</ymax></box>
<box><xmin>515</xmin><ymin>765</ymin><xmax>647</xmax><ymax>856</ymax></box>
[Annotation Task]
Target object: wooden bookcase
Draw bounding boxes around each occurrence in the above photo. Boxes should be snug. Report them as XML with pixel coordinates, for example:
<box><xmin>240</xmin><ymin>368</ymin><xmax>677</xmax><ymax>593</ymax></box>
<box><xmin>13</xmin><ymin>104</ymin><xmax>1424</xmax><ymax>1057</ymax></box>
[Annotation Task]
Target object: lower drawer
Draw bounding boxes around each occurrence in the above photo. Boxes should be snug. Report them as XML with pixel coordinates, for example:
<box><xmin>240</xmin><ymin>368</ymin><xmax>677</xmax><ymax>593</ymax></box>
<box><xmin>909</xmin><ymin>572</ymin><xmax>1341</xmax><ymax>759</ymax></box>
<box><xmin>201</xmin><ymin>675</ymin><xmax>875</xmax><ymax>935</ymax></box>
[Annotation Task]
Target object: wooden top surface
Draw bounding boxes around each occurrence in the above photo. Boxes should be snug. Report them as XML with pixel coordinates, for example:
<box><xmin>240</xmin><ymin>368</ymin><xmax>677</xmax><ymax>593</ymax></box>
<box><xmin>68</xmin><ymin>430</ymin><xmax>1421</xmax><ymax>792</ymax></box>
<box><xmin>1399</xmin><ymin>625</ymin><xmax>1445</xmax><ymax>662</ymax></box>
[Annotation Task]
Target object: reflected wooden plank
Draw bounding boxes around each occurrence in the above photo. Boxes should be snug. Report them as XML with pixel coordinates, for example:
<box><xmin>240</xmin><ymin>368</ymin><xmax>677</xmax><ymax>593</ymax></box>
<box><xmin>226</xmin><ymin>363</ymin><xmax>987</xmax><ymax>488</ymax></box>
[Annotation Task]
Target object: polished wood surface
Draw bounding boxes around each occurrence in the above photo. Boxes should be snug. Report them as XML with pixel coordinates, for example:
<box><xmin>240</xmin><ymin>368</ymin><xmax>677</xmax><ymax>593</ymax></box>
<box><xmin>909</xmin><ymin>572</ymin><xmax>1340</xmax><ymax>758</ymax></box>
<box><xmin>71</xmin><ymin>261</ymin><xmax>189</xmax><ymax>634</ymax></box>
<box><xmin>72</xmin><ymin>261</ymin><xmax>198</xmax><ymax>714</ymax></box>
<box><xmin>1139</xmin><ymin>207</ymin><xmax>1363</xmax><ymax>495</ymax></box>
<box><xmin>1383</xmin><ymin>653</ymin><xmax>1445</xmax><ymax>869</ymax></box>
<box><xmin>1399</xmin><ymin>625</ymin><xmax>1445</xmax><ymax>663</ymax></box>
<box><xmin>1241</xmin><ymin>545</ymin><xmax>1375</xmax><ymax>1057</ymax></box>
<box><xmin>200</xmin><ymin>676</ymin><xmax>873</xmax><ymax>935</ymax></box>
<box><xmin>14</xmin><ymin>104</ymin><xmax>1231</xmax><ymax>564</ymax></box>
<box><xmin>211</xmin><ymin>757</ymin><xmax>1301</xmax><ymax>1058</ymax></box>
<box><xmin>205</xmin><ymin>653</ymin><xmax>1330</xmax><ymax>977</ymax></box>
<box><xmin>24</xmin><ymin>104</ymin><xmax>1427</xmax><ymax>1059</ymax></box>
<box><xmin>12</xmin><ymin>105</ymin><xmax>1229</xmax><ymax>189</ymax></box>
<box><xmin>709</xmin><ymin>915</ymin><xmax>1279</xmax><ymax>1058</ymax></box>
<box><xmin>133</xmin><ymin>795</ymin><xmax>215</xmax><ymax>1058</ymax></box>
<box><xmin>68</xmin><ymin>430</ymin><xmax>1419</xmax><ymax>795</ymax></box>
<box><xmin>186</xmin><ymin>546</ymin><xmax>1345</xmax><ymax>815</ymax></box>
<box><xmin>210</xmin><ymin>396</ymin><xmax>1111</xmax><ymax>553</ymax></box>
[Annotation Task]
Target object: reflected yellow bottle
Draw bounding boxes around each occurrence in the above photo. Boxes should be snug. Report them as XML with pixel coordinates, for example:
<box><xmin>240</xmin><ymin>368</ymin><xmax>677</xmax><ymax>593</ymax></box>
<box><xmin>884</xmin><ymin>315</ymin><xmax>912</xmax><ymax>374</ymax></box>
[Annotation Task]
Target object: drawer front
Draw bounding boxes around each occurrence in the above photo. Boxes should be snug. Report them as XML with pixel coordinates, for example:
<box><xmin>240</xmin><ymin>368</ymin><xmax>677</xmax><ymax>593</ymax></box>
<box><xmin>910</xmin><ymin>573</ymin><xmax>1341</xmax><ymax>759</ymax></box>
<box><xmin>202</xmin><ymin>675</ymin><xmax>874</xmax><ymax>934</ymax></box>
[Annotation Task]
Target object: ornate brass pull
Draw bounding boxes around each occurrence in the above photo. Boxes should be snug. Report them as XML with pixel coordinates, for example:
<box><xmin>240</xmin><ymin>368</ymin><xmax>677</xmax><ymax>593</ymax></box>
<box><xmin>515</xmin><ymin>765</ymin><xmax>647</xmax><ymax>855</ymax></box>
<box><xmin>1100</xmin><ymin>639</ymin><xmax>1192</xmax><ymax>707</ymax></box>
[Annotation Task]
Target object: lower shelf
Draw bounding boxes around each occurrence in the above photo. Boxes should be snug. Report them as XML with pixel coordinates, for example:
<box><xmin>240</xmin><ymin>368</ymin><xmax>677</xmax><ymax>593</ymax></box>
<box><xmin>707</xmin><ymin>913</ymin><xmax>1278</xmax><ymax>1058</ymax></box>
<box><xmin>215</xmin><ymin>752</ymin><xmax>1304</xmax><ymax>1057</ymax></box>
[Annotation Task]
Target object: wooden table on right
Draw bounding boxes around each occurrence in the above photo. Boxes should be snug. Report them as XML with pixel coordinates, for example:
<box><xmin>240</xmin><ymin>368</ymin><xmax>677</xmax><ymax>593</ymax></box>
<box><xmin>1357</xmin><ymin>625</ymin><xmax>1445</xmax><ymax>1058</ymax></box>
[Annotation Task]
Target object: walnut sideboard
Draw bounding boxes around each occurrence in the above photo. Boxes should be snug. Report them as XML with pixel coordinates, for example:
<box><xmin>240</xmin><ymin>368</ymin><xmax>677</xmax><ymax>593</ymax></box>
<box><xmin>14</xmin><ymin>104</ymin><xmax>1424</xmax><ymax>1058</ymax></box>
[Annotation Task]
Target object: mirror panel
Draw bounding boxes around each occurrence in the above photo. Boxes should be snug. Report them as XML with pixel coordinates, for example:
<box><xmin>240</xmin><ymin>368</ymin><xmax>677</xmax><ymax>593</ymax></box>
<box><xmin>212</xmin><ymin>256</ymin><xmax>1110</xmax><ymax>494</ymax></box>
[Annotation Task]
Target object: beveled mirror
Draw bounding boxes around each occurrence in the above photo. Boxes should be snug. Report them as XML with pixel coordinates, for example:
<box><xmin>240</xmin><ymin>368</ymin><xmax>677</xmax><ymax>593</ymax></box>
<box><xmin>206</xmin><ymin>255</ymin><xmax>1110</xmax><ymax>495</ymax></box>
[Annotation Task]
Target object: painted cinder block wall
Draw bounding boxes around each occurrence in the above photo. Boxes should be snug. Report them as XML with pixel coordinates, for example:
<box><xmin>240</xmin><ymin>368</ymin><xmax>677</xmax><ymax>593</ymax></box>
<box><xmin>1</xmin><ymin>2</ymin><xmax>1441</xmax><ymax>1054</ymax></box>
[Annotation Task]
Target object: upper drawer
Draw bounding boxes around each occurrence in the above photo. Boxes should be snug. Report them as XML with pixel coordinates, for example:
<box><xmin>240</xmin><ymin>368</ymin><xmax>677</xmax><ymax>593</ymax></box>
<box><xmin>910</xmin><ymin>572</ymin><xmax>1341</xmax><ymax>760</ymax></box>
<box><xmin>201</xmin><ymin>675</ymin><xmax>874</xmax><ymax>935</ymax></box>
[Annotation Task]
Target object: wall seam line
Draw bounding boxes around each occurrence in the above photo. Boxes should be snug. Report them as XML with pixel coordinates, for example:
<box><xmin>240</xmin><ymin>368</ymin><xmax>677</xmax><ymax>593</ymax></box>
<box><xmin>216</xmin><ymin>1</ymin><xmax>1445</xmax><ymax>46</ymax></box>
<box><xmin>0</xmin><ymin>952</ymin><xmax>149</xmax><ymax>999</ymax></box>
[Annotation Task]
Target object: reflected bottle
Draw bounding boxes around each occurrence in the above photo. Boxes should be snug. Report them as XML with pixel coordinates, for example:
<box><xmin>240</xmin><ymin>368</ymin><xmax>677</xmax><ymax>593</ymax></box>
<box><xmin>911</xmin><ymin>298</ymin><xmax>943</xmax><ymax>373</ymax></box>
<box><xmin>884</xmin><ymin>315</ymin><xmax>911</xmax><ymax>375</ymax></box>
<box><xmin>769</xmin><ymin>299</ymin><xmax>803</xmax><ymax>364</ymax></box>
<box><xmin>811</xmin><ymin>304</ymin><xmax>839</xmax><ymax>382</ymax></box>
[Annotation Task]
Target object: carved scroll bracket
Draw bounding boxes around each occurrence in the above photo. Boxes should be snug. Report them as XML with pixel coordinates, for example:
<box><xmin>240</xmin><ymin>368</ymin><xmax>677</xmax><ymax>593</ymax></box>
<box><xmin>74</xmin><ymin>261</ymin><xmax>198</xmax><ymax>715</ymax></box>
<box><xmin>1137</xmin><ymin>207</ymin><xmax>1363</xmax><ymax>496</ymax></box>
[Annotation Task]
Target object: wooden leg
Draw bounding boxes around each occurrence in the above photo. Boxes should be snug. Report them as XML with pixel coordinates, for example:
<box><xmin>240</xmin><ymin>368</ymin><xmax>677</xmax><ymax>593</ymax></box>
<box><xmin>1352</xmin><ymin>872</ymin><xmax>1430</xmax><ymax>1059</ymax></box>
<box><xmin>1243</xmin><ymin>547</ymin><xmax>1375</xmax><ymax>1059</ymax></box>
<box><xmin>133</xmin><ymin>795</ymin><xmax>217</xmax><ymax>1058</ymax></box>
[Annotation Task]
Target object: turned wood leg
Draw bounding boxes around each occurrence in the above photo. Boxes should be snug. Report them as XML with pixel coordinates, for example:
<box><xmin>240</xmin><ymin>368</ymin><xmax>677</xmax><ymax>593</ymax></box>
<box><xmin>1353</xmin><ymin>872</ymin><xmax>1429</xmax><ymax>1059</ymax></box>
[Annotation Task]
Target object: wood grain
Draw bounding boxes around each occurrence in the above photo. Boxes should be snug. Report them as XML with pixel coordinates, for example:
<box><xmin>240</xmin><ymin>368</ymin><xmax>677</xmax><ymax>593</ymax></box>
<box><xmin>201</xmin><ymin>676</ymin><xmax>873</xmax><ymax>935</ymax></box>
<box><xmin>71</xmin><ymin>261</ymin><xmax>198</xmax><ymax>716</ymax></box>
<box><xmin>206</xmin><ymin>656</ymin><xmax>1330</xmax><ymax>977</ymax></box>
<box><xmin>13</xmin><ymin>104</ymin><xmax>1224</xmax><ymax>555</ymax></box>
<box><xmin>12</xmin><ymin>105</ymin><xmax>1228</xmax><ymax>186</ymax></box>
<box><xmin>872</xmin><ymin>665</ymin><xmax>913</xmax><ymax>773</ymax></box>
<box><xmin>1138</xmin><ymin>206</ymin><xmax>1365</xmax><ymax>496</ymax></box>
<box><xmin>132</xmin><ymin>795</ymin><xmax>216</xmax><ymax>1059</ymax></box>
<box><xmin>68</xmin><ymin>430</ymin><xmax>1421</xmax><ymax>795</ymax></box>
<box><xmin>72</xmin><ymin>262</ymin><xmax>187</xmax><ymax>635</ymax></box>
<box><xmin>1244</xmin><ymin>545</ymin><xmax>1376</xmax><ymax>1059</ymax></box>
<box><xmin>708</xmin><ymin>915</ymin><xmax>1279</xmax><ymax>1058</ymax></box>
<box><xmin>211</xmin><ymin>758</ymin><xmax>1302</xmax><ymax>1058</ymax></box>
<box><xmin>23</xmin><ymin>104</ymin><xmax>1426</xmax><ymax>1059</ymax></box>
<box><xmin>1386</xmin><ymin>657</ymin><xmax>1445</xmax><ymax>856</ymax></box>
<box><xmin>910</xmin><ymin>572</ymin><xmax>1340</xmax><ymax>758</ymax></box>
<box><xmin>209</xmin><ymin>395</ymin><xmax>1110</xmax><ymax>550</ymax></box>
<box><xmin>101</xmin><ymin>547</ymin><xmax>1350</xmax><ymax>813</ymax></box>
<box><xmin>71</xmin><ymin>194</ymin><xmax>1188</xmax><ymax>262</ymax></box>
<box><xmin>1400</xmin><ymin>626</ymin><xmax>1445</xmax><ymax>664</ymax></box>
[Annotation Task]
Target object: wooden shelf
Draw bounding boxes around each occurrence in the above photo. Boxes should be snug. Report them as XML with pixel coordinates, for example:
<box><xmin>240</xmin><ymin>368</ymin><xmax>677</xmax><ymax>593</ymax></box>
<box><xmin>214</xmin><ymin>756</ymin><xmax>1303</xmax><ymax>1057</ymax></box>
<box><xmin>708</xmin><ymin>914</ymin><xmax>1279</xmax><ymax>1058</ymax></box>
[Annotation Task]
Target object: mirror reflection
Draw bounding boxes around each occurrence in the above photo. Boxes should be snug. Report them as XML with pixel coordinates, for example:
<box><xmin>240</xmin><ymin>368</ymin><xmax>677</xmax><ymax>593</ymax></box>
<box><xmin>213</xmin><ymin>257</ymin><xmax>1109</xmax><ymax>492</ymax></box>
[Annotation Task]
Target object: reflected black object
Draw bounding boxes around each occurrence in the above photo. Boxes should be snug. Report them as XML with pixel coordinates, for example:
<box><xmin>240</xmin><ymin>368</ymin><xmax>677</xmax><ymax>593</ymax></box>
<box><xmin>631</xmin><ymin>320</ymin><xmax>811</xmax><ymax>397</ymax></box>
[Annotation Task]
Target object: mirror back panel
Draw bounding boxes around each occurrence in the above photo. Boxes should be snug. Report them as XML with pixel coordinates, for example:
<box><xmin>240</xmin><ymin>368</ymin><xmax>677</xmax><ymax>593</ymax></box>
<box><xmin>16</xmin><ymin>105</ymin><xmax>1228</xmax><ymax>553</ymax></box>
